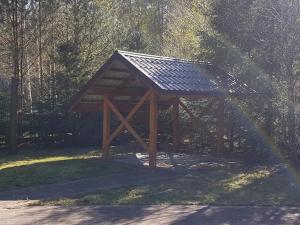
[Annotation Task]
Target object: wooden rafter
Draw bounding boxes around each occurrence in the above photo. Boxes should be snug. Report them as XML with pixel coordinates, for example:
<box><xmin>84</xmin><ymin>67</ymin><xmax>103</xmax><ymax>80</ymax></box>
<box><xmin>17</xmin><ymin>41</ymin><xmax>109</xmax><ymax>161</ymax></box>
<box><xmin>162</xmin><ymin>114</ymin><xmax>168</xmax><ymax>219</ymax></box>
<box><xmin>178</xmin><ymin>100</ymin><xmax>198</xmax><ymax>122</ymax></box>
<box><xmin>67</xmin><ymin>55</ymin><xmax>115</xmax><ymax>112</ymax></box>
<box><xmin>101</xmin><ymin>77</ymin><xmax>134</xmax><ymax>81</ymax></box>
<box><xmin>87</xmin><ymin>87</ymin><xmax>146</xmax><ymax>96</ymax></box>
<box><xmin>93</xmin><ymin>84</ymin><xmax>144</xmax><ymax>89</ymax></box>
<box><xmin>110</xmin><ymin>68</ymin><xmax>130</xmax><ymax>73</ymax></box>
<box><xmin>178</xmin><ymin>99</ymin><xmax>218</xmax><ymax>122</ymax></box>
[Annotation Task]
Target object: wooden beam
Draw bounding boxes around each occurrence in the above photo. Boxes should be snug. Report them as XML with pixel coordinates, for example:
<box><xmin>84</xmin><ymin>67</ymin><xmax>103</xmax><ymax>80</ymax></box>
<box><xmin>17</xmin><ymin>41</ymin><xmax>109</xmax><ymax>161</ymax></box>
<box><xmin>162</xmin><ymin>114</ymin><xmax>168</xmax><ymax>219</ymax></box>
<box><xmin>161</xmin><ymin>93</ymin><xmax>222</xmax><ymax>99</ymax></box>
<box><xmin>178</xmin><ymin>100</ymin><xmax>198</xmax><ymax>122</ymax></box>
<box><xmin>88</xmin><ymin>87</ymin><xmax>146</xmax><ymax>96</ymax></box>
<box><xmin>110</xmin><ymin>68</ymin><xmax>130</xmax><ymax>73</ymax></box>
<box><xmin>102</xmin><ymin>97</ymin><xmax>110</xmax><ymax>158</ymax></box>
<box><xmin>68</xmin><ymin>54</ymin><xmax>115</xmax><ymax>112</ymax></box>
<box><xmin>217</xmin><ymin>98</ymin><xmax>225</xmax><ymax>154</ymax></box>
<box><xmin>149</xmin><ymin>90</ymin><xmax>158</xmax><ymax>168</ymax></box>
<box><xmin>172</xmin><ymin>98</ymin><xmax>179</xmax><ymax>151</ymax></box>
<box><xmin>107</xmin><ymin>89</ymin><xmax>152</xmax><ymax>145</ymax></box>
<box><xmin>73</xmin><ymin>99</ymin><xmax>173</xmax><ymax>113</ymax></box>
<box><xmin>178</xmin><ymin>99</ymin><xmax>217</xmax><ymax>122</ymax></box>
<box><xmin>101</xmin><ymin>77</ymin><xmax>135</xmax><ymax>81</ymax></box>
<box><xmin>93</xmin><ymin>84</ymin><xmax>143</xmax><ymax>89</ymax></box>
<box><xmin>104</xmin><ymin>96</ymin><xmax>150</xmax><ymax>152</ymax></box>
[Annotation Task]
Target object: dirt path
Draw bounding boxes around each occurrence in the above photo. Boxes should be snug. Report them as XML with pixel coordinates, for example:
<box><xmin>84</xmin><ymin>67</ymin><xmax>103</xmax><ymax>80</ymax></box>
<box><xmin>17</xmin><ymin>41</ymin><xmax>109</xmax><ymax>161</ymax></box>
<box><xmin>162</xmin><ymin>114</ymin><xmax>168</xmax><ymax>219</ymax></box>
<box><xmin>1</xmin><ymin>205</ymin><xmax>300</xmax><ymax>225</ymax></box>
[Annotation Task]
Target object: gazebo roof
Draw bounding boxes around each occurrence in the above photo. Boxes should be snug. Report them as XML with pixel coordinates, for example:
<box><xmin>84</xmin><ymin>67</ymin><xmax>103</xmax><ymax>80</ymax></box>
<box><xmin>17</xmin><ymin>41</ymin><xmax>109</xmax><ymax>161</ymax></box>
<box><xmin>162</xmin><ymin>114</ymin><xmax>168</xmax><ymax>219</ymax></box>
<box><xmin>68</xmin><ymin>50</ymin><xmax>256</xmax><ymax>112</ymax></box>
<box><xmin>119</xmin><ymin>51</ymin><xmax>220</xmax><ymax>94</ymax></box>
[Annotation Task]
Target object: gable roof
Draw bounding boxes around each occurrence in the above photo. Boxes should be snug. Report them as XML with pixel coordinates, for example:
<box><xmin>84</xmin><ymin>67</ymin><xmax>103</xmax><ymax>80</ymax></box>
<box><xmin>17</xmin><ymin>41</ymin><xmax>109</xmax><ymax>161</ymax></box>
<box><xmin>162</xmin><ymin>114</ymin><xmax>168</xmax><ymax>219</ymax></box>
<box><xmin>118</xmin><ymin>51</ymin><xmax>221</xmax><ymax>94</ymax></box>
<box><xmin>68</xmin><ymin>50</ymin><xmax>256</xmax><ymax>112</ymax></box>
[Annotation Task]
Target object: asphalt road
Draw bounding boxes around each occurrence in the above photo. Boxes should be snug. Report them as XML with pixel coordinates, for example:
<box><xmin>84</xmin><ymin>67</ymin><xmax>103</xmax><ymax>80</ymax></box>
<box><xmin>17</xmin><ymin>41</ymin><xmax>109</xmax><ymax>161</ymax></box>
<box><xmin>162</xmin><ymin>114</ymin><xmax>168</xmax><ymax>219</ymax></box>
<box><xmin>1</xmin><ymin>205</ymin><xmax>300</xmax><ymax>225</ymax></box>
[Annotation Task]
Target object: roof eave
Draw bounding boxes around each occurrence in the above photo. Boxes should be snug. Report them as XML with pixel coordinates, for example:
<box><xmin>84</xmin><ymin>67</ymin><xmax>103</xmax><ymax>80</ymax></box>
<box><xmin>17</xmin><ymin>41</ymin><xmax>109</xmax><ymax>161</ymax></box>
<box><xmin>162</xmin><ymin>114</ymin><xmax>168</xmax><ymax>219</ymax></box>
<box><xmin>66</xmin><ymin>51</ymin><xmax>119</xmax><ymax>112</ymax></box>
<box><xmin>66</xmin><ymin>50</ymin><xmax>165</xmax><ymax>112</ymax></box>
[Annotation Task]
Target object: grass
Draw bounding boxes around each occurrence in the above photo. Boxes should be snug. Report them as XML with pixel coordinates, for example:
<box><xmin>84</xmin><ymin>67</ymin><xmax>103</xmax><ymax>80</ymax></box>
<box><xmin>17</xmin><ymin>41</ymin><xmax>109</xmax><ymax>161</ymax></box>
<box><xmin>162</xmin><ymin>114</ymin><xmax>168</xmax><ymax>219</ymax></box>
<box><xmin>0</xmin><ymin>147</ymin><xmax>136</xmax><ymax>190</ymax></box>
<box><xmin>4</xmin><ymin>147</ymin><xmax>300</xmax><ymax>206</ymax></box>
<box><xmin>40</xmin><ymin>162</ymin><xmax>300</xmax><ymax>206</ymax></box>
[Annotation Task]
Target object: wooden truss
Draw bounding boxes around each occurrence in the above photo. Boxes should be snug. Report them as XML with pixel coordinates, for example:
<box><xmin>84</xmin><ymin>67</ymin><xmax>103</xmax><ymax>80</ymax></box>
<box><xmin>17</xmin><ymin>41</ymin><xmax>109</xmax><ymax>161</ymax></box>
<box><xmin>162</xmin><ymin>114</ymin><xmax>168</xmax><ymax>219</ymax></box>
<box><xmin>101</xmin><ymin>89</ymin><xmax>225</xmax><ymax>168</ymax></box>
<box><xmin>101</xmin><ymin>89</ymin><xmax>158</xmax><ymax>167</ymax></box>
<box><xmin>177</xmin><ymin>98</ymin><xmax>224</xmax><ymax>154</ymax></box>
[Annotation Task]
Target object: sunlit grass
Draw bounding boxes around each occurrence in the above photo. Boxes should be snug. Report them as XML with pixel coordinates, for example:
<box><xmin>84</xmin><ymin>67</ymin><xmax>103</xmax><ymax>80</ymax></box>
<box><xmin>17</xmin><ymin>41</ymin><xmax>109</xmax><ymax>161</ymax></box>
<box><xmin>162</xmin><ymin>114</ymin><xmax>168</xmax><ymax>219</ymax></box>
<box><xmin>0</xmin><ymin>148</ymin><xmax>136</xmax><ymax>190</ymax></box>
<box><xmin>0</xmin><ymin>153</ymin><xmax>98</xmax><ymax>170</ymax></box>
<box><xmin>223</xmin><ymin>169</ymin><xmax>272</xmax><ymax>191</ymax></box>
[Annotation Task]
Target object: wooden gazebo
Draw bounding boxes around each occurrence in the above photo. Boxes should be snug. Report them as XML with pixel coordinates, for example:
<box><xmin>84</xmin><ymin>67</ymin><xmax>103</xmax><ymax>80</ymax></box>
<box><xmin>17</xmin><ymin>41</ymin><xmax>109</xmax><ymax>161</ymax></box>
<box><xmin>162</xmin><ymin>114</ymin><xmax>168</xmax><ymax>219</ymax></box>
<box><xmin>68</xmin><ymin>50</ymin><xmax>255</xmax><ymax>167</ymax></box>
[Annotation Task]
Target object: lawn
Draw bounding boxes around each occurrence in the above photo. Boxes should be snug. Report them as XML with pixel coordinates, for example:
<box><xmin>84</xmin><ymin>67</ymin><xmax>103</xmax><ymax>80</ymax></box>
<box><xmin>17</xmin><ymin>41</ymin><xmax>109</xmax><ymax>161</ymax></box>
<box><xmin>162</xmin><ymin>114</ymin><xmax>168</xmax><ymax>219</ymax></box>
<box><xmin>41</xmin><ymin>160</ymin><xmax>300</xmax><ymax>206</ymax></box>
<box><xmin>0</xmin><ymin>147</ymin><xmax>136</xmax><ymax>190</ymax></box>
<box><xmin>3</xmin><ymin>147</ymin><xmax>300</xmax><ymax>206</ymax></box>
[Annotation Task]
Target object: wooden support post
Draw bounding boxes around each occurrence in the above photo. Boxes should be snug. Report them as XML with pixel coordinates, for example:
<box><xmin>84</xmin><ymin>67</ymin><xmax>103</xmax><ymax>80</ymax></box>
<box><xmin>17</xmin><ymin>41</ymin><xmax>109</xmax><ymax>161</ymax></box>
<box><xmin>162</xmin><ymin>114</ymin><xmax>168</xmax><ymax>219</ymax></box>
<box><xmin>149</xmin><ymin>91</ymin><xmax>158</xmax><ymax>168</ymax></box>
<box><xmin>172</xmin><ymin>98</ymin><xmax>179</xmax><ymax>150</ymax></box>
<box><xmin>217</xmin><ymin>97</ymin><xmax>225</xmax><ymax>155</ymax></box>
<box><xmin>102</xmin><ymin>96</ymin><xmax>110</xmax><ymax>158</ymax></box>
<box><xmin>229</xmin><ymin>104</ymin><xmax>234</xmax><ymax>152</ymax></box>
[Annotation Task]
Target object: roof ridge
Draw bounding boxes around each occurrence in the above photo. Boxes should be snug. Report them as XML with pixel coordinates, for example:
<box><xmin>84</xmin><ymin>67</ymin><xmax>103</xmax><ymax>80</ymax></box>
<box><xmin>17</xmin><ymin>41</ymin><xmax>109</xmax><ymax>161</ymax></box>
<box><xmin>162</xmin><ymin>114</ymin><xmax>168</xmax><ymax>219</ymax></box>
<box><xmin>117</xmin><ymin>50</ymin><xmax>196</xmax><ymax>63</ymax></box>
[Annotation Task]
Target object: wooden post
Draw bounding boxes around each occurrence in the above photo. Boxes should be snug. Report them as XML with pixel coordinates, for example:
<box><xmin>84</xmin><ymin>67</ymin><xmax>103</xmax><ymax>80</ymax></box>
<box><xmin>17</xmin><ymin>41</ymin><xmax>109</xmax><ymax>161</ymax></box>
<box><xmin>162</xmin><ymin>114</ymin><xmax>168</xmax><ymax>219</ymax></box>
<box><xmin>229</xmin><ymin>104</ymin><xmax>234</xmax><ymax>152</ymax></box>
<box><xmin>217</xmin><ymin>97</ymin><xmax>225</xmax><ymax>155</ymax></box>
<box><xmin>102</xmin><ymin>97</ymin><xmax>110</xmax><ymax>159</ymax></box>
<box><xmin>172</xmin><ymin>98</ymin><xmax>179</xmax><ymax>150</ymax></box>
<box><xmin>10</xmin><ymin>77</ymin><xmax>18</xmax><ymax>154</ymax></box>
<box><xmin>149</xmin><ymin>91</ymin><xmax>158</xmax><ymax>168</ymax></box>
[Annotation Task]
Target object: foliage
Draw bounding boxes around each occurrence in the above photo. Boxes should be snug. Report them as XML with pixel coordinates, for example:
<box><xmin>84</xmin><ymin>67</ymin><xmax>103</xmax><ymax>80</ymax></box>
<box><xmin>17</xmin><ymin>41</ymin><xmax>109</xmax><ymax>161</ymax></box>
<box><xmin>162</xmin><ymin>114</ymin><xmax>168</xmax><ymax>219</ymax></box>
<box><xmin>0</xmin><ymin>0</ymin><xmax>300</xmax><ymax>159</ymax></box>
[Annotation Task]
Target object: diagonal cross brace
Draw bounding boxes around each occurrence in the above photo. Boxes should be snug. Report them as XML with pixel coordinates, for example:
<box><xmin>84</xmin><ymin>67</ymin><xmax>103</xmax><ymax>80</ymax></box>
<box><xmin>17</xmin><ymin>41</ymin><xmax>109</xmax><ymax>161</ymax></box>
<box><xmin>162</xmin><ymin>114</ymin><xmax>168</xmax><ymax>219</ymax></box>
<box><xmin>107</xmin><ymin>90</ymin><xmax>152</xmax><ymax>146</ymax></box>
<box><xmin>103</xmin><ymin>96</ymin><xmax>150</xmax><ymax>152</ymax></box>
<box><xmin>178</xmin><ymin>99</ymin><xmax>218</xmax><ymax>122</ymax></box>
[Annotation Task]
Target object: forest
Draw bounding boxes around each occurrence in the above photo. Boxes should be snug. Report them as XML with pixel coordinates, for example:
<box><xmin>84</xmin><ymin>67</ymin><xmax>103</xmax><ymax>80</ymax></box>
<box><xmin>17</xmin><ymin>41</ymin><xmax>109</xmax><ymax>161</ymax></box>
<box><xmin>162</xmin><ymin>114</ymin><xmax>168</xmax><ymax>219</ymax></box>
<box><xmin>0</xmin><ymin>0</ymin><xmax>300</xmax><ymax>161</ymax></box>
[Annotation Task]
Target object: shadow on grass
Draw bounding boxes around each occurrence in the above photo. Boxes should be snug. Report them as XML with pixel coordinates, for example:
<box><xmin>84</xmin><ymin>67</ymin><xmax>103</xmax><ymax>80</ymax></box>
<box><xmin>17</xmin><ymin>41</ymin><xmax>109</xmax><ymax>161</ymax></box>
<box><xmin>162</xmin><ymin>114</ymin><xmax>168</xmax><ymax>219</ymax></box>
<box><xmin>51</xmin><ymin>164</ymin><xmax>300</xmax><ymax>207</ymax></box>
<box><xmin>0</xmin><ymin>157</ymin><xmax>137</xmax><ymax>191</ymax></box>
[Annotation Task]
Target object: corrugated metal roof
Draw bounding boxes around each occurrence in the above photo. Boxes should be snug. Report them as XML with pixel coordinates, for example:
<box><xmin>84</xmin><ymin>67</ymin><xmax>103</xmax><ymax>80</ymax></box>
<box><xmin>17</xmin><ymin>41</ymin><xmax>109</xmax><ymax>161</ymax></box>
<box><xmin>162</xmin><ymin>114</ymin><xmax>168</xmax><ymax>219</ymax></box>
<box><xmin>68</xmin><ymin>50</ymin><xmax>257</xmax><ymax>112</ymax></box>
<box><xmin>118</xmin><ymin>51</ymin><xmax>220</xmax><ymax>95</ymax></box>
<box><xmin>118</xmin><ymin>50</ymin><xmax>256</xmax><ymax>95</ymax></box>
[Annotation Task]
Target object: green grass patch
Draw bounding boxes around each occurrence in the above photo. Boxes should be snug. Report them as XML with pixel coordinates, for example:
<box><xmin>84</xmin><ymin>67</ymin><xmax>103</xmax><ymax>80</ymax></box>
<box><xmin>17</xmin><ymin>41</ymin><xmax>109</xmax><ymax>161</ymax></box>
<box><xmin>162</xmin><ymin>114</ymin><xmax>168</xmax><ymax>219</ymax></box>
<box><xmin>0</xmin><ymin>148</ymin><xmax>136</xmax><ymax>190</ymax></box>
<box><xmin>41</xmin><ymin>164</ymin><xmax>300</xmax><ymax>206</ymax></box>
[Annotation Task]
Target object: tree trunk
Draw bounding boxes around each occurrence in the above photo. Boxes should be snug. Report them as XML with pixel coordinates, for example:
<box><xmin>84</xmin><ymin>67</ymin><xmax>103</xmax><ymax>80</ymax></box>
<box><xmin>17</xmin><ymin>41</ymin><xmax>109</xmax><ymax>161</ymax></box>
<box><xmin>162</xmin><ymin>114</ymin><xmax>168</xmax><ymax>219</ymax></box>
<box><xmin>10</xmin><ymin>77</ymin><xmax>18</xmax><ymax>154</ymax></box>
<box><xmin>24</xmin><ymin>54</ymin><xmax>32</xmax><ymax>112</ymax></box>
<box><xmin>287</xmin><ymin>74</ymin><xmax>296</xmax><ymax>158</ymax></box>
<box><xmin>38</xmin><ymin>0</ymin><xmax>43</xmax><ymax>99</ymax></box>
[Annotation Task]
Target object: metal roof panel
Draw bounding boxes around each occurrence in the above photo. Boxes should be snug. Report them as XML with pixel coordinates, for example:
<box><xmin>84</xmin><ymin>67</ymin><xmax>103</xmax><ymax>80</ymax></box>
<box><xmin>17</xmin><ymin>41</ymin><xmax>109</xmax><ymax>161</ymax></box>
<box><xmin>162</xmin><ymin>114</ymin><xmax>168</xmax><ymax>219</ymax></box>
<box><xmin>118</xmin><ymin>50</ymin><xmax>256</xmax><ymax>95</ymax></box>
